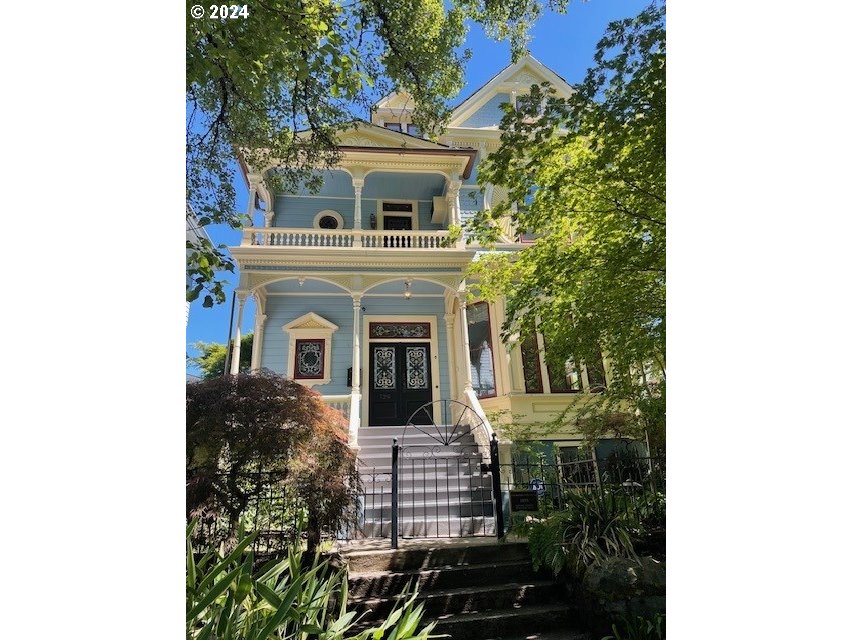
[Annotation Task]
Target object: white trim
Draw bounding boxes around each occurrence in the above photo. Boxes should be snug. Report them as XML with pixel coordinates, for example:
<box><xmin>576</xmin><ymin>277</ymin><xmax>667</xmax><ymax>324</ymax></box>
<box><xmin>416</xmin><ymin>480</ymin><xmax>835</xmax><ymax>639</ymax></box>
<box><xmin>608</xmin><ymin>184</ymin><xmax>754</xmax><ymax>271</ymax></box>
<box><xmin>361</xmin><ymin>314</ymin><xmax>440</xmax><ymax>428</ymax></box>
<box><xmin>265</xmin><ymin>292</ymin><xmax>446</xmax><ymax>298</ymax></box>
<box><xmin>376</xmin><ymin>199</ymin><xmax>419</xmax><ymax>231</ymax></box>
<box><xmin>282</xmin><ymin>312</ymin><xmax>339</xmax><ymax>388</ymax></box>
<box><xmin>313</xmin><ymin>209</ymin><xmax>345</xmax><ymax>229</ymax></box>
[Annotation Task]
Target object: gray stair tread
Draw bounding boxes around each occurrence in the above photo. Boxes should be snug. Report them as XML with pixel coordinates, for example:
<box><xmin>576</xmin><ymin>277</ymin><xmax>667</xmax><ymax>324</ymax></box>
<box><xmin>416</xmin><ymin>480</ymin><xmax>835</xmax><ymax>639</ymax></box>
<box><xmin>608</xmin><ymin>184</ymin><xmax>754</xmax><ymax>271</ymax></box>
<box><xmin>351</xmin><ymin>580</ymin><xmax>556</xmax><ymax>606</ymax></box>
<box><xmin>349</xmin><ymin>559</ymin><xmax>531</xmax><ymax>580</ymax></box>
<box><xmin>431</xmin><ymin>603</ymin><xmax>571</xmax><ymax>624</ymax></box>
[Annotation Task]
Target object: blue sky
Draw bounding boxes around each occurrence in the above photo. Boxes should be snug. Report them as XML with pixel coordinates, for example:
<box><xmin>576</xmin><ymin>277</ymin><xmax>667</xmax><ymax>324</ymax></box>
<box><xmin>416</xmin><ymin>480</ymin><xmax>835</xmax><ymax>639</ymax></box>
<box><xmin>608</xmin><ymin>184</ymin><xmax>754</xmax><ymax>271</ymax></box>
<box><xmin>185</xmin><ymin>0</ymin><xmax>651</xmax><ymax>374</ymax></box>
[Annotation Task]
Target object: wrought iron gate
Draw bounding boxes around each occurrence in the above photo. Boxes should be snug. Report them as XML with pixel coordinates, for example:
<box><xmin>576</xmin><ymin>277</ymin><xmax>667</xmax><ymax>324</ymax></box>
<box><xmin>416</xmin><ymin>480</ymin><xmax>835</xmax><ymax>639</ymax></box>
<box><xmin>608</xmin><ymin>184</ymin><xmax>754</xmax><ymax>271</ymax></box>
<box><xmin>389</xmin><ymin>400</ymin><xmax>504</xmax><ymax>548</ymax></box>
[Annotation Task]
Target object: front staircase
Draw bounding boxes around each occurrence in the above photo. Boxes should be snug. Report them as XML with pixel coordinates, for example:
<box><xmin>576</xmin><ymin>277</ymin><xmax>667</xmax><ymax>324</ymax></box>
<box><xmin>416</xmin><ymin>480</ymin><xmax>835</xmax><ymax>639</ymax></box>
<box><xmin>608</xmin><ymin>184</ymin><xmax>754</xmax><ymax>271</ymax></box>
<box><xmin>342</xmin><ymin>540</ymin><xmax>592</xmax><ymax>640</ymax></box>
<box><xmin>356</xmin><ymin>424</ymin><xmax>496</xmax><ymax>538</ymax></box>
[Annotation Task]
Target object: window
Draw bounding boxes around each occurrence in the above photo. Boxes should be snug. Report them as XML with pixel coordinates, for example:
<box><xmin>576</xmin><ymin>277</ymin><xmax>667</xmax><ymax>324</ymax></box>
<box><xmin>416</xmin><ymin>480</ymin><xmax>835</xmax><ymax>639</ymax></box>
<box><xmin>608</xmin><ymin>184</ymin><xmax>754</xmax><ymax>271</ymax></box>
<box><xmin>467</xmin><ymin>302</ymin><xmax>497</xmax><ymax>398</ymax></box>
<box><xmin>406</xmin><ymin>125</ymin><xmax>420</xmax><ymax>137</ymax></box>
<box><xmin>586</xmin><ymin>351</ymin><xmax>607</xmax><ymax>391</ymax></box>
<box><xmin>313</xmin><ymin>209</ymin><xmax>344</xmax><ymax>230</ymax></box>
<box><xmin>519</xmin><ymin>334</ymin><xmax>543</xmax><ymax>393</ymax></box>
<box><xmin>540</xmin><ymin>335</ymin><xmax>581</xmax><ymax>393</ymax></box>
<box><xmin>384</xmin><ymin>122</ymin><xmax>402</xmax><ymax>131</ymax></box>
<box><xmin>282</xmin><ymin>312</ymin><xmax>339</xmax><ymax>388</ymax></box>
<box><xmin>547</xmin><ymin>358</ymin><xmax>582</xmax><ymax>393</ymax></box>
<box><xmin>294</xmin><ymin>339</ymin><xmax>325</xmax><ymax>379</ymax></box>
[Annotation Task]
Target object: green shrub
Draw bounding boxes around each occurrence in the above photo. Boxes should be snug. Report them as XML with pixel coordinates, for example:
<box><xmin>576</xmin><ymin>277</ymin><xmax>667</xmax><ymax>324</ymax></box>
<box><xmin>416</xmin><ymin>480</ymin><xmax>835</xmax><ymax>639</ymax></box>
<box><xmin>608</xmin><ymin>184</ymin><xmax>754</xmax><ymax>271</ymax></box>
<box><xmin>515</xmin><ymin>490</ymin><xmax>638</xmax><ymax>576</ymax></box>
<box><xmin>187</xmin><ymin>521</ymin><xmax>436</xmax><ymax>640</ymax></box>
<box><xmin>602</xmin><ymin>613</ymin><xmax>665</xmax><ymax>640</ymax></box>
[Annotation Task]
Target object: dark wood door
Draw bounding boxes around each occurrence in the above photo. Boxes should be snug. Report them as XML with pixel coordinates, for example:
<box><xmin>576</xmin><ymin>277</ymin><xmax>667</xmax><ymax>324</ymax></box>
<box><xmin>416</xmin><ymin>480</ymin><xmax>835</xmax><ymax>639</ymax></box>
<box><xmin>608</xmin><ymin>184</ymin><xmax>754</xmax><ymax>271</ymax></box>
<box><xmin>369</xmin><ymin>343</ymin><xmax>433</xmax><ymax>426</ymax></box>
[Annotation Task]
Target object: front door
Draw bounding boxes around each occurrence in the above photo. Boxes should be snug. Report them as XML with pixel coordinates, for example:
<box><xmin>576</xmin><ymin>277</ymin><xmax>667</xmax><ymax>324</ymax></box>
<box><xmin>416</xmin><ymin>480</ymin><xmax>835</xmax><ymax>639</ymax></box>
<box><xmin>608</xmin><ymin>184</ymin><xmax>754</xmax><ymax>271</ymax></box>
<box><xmin>369</xmin><ymin>343</ymin><xmax>433</xmax><ymax>426</ymax></box>
<box><xmin>383</xmin><ymin>215</ymin><xmax>413</xmax><ymax>230</ymax></box>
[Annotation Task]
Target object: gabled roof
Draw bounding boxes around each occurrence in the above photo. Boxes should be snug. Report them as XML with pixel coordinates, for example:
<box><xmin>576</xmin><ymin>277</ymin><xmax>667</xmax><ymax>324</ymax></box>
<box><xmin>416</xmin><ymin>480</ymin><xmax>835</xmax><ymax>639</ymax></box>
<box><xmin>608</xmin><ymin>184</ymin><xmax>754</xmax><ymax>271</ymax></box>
<box><xmin>448</xmin><ymin>54</ymin><xmax>575</xmax><ymax>129</ymax></box>
<box><xmin>335</xmin><ymin>119</ymin><xmax>449</xmax><ymax>150</ymax></box>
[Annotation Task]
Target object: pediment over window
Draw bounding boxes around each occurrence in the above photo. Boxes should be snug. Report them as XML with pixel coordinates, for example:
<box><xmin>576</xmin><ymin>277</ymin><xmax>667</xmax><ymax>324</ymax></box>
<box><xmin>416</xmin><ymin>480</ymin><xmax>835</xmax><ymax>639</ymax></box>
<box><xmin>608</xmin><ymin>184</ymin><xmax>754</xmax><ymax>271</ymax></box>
<box><xmin>283</xmin><ymin>312</ymin><xmax>339</xmax><ymax>333</ymax></box>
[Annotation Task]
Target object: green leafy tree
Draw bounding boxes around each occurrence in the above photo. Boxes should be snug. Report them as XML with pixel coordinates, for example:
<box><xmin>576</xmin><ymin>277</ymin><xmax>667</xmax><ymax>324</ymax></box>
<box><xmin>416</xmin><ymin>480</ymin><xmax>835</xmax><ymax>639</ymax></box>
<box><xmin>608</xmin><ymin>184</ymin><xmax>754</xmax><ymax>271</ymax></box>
<box><xmin>469</xmin><ymin>3</ymin><xmax>666</xmax><ymax>447</ymax></box>
<box><xmin>186</xmin><ymin>0</ymin><xmax>571</xmax><ymax>306</ymax></box>
<box><xmin>190</xmin><ymin>332</ymin><xmax>253</xmax><ymax>379</ymax></box>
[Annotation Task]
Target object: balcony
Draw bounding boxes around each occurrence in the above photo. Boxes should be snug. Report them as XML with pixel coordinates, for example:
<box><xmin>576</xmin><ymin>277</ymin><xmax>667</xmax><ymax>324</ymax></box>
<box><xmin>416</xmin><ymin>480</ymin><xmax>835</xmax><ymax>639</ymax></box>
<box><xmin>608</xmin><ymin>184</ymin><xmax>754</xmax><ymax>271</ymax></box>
<box><xmin>240</xmin><ymin>227</ymin><xmax>461</xmax><ymax>250</ymax></box>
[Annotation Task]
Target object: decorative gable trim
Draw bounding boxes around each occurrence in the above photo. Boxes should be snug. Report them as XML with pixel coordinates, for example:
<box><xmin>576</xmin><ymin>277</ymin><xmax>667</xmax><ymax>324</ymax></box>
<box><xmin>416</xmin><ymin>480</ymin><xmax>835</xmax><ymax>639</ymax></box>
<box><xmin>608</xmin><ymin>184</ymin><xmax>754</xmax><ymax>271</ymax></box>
<box><xmin>448</xmin><ymin>55</ymin><xmax>575</xmax><ymax>129</ymax></box>
<box><xmin>283</xmin><ymin>313</ymin><xmax>339</xmax><ymax>387</ymax></box>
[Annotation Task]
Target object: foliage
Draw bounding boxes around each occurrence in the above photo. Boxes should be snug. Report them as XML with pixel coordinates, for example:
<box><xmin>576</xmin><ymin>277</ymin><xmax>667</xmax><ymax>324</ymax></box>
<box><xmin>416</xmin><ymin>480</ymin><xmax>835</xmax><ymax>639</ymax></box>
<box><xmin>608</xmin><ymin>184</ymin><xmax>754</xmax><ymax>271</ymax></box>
<box><xmin>187</xmin><ymin>522</ymin><xmax>436</xmax><ymax>640</ymax></box>
<box><xmin>191</xmin><ymin>332</ymin><xmax>253</xmax><ymax>379</ymax></box>
<box><xmin>468</xmin><ymin>2</ymin><xmax>666</xmax><ymax>449</ymax></box>
<box><xmin>186</xmin><ymin>370</ymin><xmax>357</xmax><ymax>543</ymax></box>
<box><xmin>515</xmin><ymin>490</ymin><xmax>638</xmax><ymax>576</ymax></box>
<box><xmin>602</xmin><ymin>613</ymin><xmax>665</xmax><ymax>640</ymax></box>
<box><xmin>186</xmin><ymin>0</ymin><xmax>571</xmax><ymax>305</ymax></box>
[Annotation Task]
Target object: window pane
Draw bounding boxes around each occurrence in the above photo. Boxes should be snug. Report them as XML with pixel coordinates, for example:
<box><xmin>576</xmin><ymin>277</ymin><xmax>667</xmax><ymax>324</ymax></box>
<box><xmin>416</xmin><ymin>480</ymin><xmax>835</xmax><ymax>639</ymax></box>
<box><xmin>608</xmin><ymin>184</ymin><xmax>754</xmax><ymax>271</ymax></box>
<box><xmin>467</xmin><ymin>302</ymin><xmax>496</xmax><ymax>398</ymax></box>
<box><xmin>384</xmin><ymin>122</ymin><xmax>402</xmax><ymax>131</ymax></box>
<box><xmin>294</xmin><ymin>340</ymin><xmax>324</xmax><ymax>379</ymax></box>
<box><xmin>519</xmin><ymin>334</ymin><xmax>543</xmax><ymax>393</ymax></box>
<box><xmin>587</xmin><ymin>352</ymin><xmax>607</xmax><ymax>391</ymax></box>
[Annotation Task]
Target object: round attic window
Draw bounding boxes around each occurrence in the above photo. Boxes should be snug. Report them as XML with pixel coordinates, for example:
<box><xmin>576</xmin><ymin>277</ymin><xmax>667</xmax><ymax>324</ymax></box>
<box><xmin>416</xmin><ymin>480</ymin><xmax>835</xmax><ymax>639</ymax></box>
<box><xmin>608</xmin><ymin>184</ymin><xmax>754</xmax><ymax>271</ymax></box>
<box><xmin>313</xmin><ymin>209</ymin><xmax>344</xmax><ymax>230</ymax></box>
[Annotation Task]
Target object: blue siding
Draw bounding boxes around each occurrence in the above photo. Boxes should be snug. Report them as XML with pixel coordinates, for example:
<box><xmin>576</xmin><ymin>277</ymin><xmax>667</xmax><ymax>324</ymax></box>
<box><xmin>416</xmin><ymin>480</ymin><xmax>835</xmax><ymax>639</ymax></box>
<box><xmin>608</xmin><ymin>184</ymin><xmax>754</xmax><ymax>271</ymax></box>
<box><xmin>261</xmin><ymin>295</ymin><xmax>451</xmax><ymax>400</ymax></box>
<box><xmin>363</xmin><ymin>172</ymin><xmax>445</xmax><ymax>200</ymax></box>
<box><xmin>274</xmin><ymin>195</ymin><xmax>355</xmax><ymax>228</ymax></box>
<box><xmin>458</xmin><ymin>93</ymin><xmax>511</xmax><ymax>128</ymax></box>
<box><xmin>261</xmin><ymin>297</ymin><xmax>354</xmax><ymax>395</ymax></box>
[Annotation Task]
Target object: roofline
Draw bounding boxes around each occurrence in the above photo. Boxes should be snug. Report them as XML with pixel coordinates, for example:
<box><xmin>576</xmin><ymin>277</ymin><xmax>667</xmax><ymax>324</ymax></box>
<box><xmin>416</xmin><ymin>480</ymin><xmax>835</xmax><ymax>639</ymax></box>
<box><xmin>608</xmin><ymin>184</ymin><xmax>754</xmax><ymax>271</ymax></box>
<box><xmin>338</xmin><ymin>146</ymin><xmax>478</xmax><ymax>179</ymax></box>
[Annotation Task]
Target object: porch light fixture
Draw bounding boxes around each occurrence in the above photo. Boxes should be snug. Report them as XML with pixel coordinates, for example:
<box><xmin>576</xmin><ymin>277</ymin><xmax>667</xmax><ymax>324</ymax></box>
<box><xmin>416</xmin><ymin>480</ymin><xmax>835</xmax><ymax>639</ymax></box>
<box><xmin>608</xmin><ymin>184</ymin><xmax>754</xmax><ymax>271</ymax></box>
<box><xmin>403</xmin><ymin>279</ymin><xmax>412</xmax><ymax>300</ymax></box>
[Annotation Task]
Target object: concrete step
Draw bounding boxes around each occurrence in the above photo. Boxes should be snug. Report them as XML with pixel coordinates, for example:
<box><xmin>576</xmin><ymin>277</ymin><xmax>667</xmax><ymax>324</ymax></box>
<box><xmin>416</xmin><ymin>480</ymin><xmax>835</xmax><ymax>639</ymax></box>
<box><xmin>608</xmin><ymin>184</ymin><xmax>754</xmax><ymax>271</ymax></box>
<box><xmin>359</xmin><ymin>476</ymin><xmax>493</xmax><ymax>491</ymax></box>
<box><xmin>348</xmin><ymin>560</ymin><xmax>535</xmax><ymax>598</ymax></box>
<box><xmin>358</xmin><ymin>516</ymin><xmax>496</xmax><ymax>539</ymax></box>
<box><xmin>430</xmin><ymin>604</ymin><xmax>578</xmax><ymax>640</ymax></box>
<box><xmin>342</xmin><ymin>542</ymin><xmax>531</xmax><ymax>572</ymax></box>
<box><xmin>352</xmin><ymin>580</ymin><xmax>562</xmax><ymax>620</ymax></box>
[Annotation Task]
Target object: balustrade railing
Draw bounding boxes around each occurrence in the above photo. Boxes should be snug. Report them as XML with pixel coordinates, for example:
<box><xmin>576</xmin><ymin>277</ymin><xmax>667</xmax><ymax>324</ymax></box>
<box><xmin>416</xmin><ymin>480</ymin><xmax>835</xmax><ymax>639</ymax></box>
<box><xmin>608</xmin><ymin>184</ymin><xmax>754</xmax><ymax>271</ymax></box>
<box><xmin>241</xmin><ymin>227</ymin><xmax>457</xmax><ymax>249</ymax></box>
<box><xmin>321</xmin><ymin>394</ymin><xmax>351</xmax><ymax>419</ymax></box>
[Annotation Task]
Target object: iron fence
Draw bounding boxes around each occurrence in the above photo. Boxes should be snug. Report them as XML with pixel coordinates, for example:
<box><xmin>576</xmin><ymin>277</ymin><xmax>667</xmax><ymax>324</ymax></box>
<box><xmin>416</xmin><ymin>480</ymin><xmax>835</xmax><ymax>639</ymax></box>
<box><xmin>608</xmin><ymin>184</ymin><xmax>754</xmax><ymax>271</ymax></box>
<box><xmin>498</xmin><ymin>452</ymin><xmax>666</xmax><ymax>521</ymax></box>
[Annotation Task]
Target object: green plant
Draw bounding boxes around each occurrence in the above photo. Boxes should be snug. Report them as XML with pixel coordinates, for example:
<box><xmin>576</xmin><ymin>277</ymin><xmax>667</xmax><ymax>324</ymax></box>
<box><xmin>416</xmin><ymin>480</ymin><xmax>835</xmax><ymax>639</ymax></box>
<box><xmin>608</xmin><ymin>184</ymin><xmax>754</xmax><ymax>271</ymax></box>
<box><xmin>602</xmin><ymin>613</ymin><xmax>665</xmax><ymax>640</ymax></box>
<box><xmin>187</xmin><ymin>521</ymin><xmax>436</xmax><ymax>640</ymax></box>
<box><xmin>517</xmin><ymin>490</ymin><xmax>638</xmax><ymax>577</ymax></box>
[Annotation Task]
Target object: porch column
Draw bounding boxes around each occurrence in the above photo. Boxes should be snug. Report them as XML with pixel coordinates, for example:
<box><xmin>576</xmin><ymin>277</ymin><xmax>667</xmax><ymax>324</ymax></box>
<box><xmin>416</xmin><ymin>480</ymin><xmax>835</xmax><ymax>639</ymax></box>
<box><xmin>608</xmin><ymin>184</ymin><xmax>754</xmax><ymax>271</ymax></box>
<box><xmin>352</xmin><ymin>177</ymin><xmax>364</xmax><ymax>247</ymax></box>
<box><xmin>349</xmin><ymin>294</ymin><xmax>363</xmax><ymax>447</ymax></box>
<box><xmin>456</xmin><ymin>290</ymin><xmax>474</xmax><ymax>393</ymax></box>
<box><xmin>250</xmin><ymin>313</ymin><xmax>266</xmax><ymax>370</ymax></box>
<box><xmin>444</xmin><ymin>311</ymin><xmax>458</xmax><ymax>399</ymax></box>
<box><xmin>447</xmin><ymin>177</ymin><xmax>463</xmax><ymax>248</ymax></box>
<box><xmin>230</xmin><ymin>291</ymin><xmax>248</xmax><ymax>375</ymax></box>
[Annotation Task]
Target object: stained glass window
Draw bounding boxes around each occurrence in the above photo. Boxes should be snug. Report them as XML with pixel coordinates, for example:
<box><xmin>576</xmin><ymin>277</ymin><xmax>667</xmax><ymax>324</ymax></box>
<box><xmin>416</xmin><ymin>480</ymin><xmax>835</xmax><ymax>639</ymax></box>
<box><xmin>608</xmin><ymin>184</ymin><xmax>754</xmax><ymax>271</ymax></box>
<box><xmin>294</xmin><ymin>340</ymin><xmax>324</xmax><ymax>379</ymax></box>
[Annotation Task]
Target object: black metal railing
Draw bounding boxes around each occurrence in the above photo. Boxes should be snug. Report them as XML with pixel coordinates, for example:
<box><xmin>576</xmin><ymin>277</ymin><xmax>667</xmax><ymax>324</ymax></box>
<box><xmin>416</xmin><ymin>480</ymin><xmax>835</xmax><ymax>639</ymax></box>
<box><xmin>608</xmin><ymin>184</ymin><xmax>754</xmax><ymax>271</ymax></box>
<box><xmin>496</xmin><ymin>451</ymin><xmax>666</xmax><ymax>520</ymax></box>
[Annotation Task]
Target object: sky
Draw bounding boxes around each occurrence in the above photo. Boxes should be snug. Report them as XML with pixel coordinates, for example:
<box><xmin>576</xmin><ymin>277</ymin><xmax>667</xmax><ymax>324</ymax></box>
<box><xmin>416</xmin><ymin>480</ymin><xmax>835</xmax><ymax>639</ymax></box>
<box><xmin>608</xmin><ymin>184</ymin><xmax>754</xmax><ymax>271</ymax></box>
<box><xmin>185</xmin><ymin>0</ymin><xmax>651</xmax><ymax>375</ymax></box>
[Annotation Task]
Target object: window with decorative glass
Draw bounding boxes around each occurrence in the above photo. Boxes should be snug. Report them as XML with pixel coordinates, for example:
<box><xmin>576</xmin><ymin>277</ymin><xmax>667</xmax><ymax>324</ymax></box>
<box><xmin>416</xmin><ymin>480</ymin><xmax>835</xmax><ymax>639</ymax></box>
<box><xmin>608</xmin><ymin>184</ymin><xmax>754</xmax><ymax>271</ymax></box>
<box><xmin>293</xmin><ymin>339</ymin><xmax>325</xmax><ymax>380</ymax></box>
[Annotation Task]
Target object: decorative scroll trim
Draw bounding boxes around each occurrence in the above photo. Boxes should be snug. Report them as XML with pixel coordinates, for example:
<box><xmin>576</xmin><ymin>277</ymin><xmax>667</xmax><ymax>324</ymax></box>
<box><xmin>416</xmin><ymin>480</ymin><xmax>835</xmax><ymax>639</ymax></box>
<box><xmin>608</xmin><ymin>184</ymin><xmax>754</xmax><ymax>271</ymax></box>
<box><xmin>369</xmin><ymin>322</ymin><xmax>431</xmax><ymax>339</ymax></box>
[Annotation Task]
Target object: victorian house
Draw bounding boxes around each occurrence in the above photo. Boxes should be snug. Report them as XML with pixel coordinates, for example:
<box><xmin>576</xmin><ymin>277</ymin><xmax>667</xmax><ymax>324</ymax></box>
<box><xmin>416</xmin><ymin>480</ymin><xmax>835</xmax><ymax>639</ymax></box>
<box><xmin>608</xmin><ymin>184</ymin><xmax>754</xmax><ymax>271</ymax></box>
<box><xmin>227</xmin><ymin>56</ymin><xmax>620</xmax><ymax>471</ymax></box>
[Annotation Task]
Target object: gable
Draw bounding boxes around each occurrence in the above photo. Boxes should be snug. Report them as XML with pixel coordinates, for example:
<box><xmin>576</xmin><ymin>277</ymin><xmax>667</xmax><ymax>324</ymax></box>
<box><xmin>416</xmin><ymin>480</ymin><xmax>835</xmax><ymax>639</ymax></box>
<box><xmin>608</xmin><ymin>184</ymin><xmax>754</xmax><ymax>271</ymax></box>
<box><xmin>448</xmin><ymin>55</ymin><xmax>574</xmax><ymax>129</ymax></box>
<box><xmin>282</xmin><ymin>312</ymin><xmax>339</xmax><ymax>333</ymax></box>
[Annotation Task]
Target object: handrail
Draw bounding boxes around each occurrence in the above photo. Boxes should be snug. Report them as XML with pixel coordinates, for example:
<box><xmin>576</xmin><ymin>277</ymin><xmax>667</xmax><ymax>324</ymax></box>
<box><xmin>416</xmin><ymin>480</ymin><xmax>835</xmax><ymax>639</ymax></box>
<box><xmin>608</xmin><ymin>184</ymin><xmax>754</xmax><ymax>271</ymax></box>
<box><xmin>461</xmin><ymin>387</ymin><xmax>497</xmax><ymax>457</ymax></box>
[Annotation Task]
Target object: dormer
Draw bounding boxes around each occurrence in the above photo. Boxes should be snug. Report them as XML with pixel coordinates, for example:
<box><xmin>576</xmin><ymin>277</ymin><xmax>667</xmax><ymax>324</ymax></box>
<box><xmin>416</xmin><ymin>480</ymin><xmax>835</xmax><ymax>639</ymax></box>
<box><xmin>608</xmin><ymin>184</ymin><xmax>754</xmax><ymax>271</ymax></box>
<box><xmin>370</xmin><ymin>90</ymin><xmax>423</xmax><ymax>137</ymax></box>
